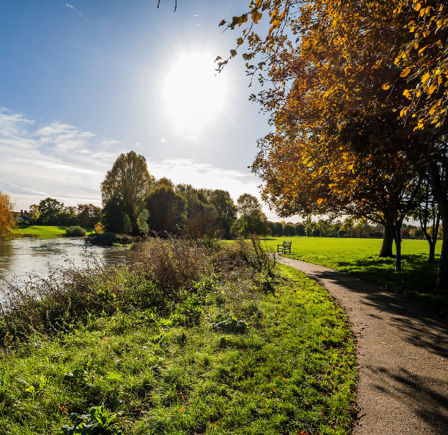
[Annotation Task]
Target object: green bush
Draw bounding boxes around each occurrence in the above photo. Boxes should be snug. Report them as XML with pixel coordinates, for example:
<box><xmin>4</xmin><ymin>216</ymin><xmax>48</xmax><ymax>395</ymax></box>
<box><xmin>65</xmin><ymin>226</ymin><xmax>87</xmax><ymax>237</ymax></box>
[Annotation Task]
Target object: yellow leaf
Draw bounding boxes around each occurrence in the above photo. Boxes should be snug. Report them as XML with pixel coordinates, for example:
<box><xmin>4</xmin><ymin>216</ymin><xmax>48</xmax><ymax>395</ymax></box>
<box><xmin>382</xmin><ymin>83</ymin><xmax>391</xmax><ymax>90</ymax></box>
<box><xmin>401</xmin><ymin>68</ymin><xmax>412</xmax><ymax>78</ymax></box>
<box><xmin>414</xmin><ymin>3</ymin><xmax>421</xmax><ymax>12</ymax></box>
<box><xmin>422</xmin><ymin>72</ymin><xmax>430</xmax><ymax>83</ymax></box>
<box><xmin>428</xmin><ymin>83</ymin><xmax>438</xmax><ymax>94</ymax></box>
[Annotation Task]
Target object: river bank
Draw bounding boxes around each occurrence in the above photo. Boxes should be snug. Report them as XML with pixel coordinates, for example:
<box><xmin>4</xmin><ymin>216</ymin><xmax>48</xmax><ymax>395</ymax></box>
<box><xmin>0</xmin><ymin>238</ymin><xmax>356</xmax><ymax>434</ymax></box>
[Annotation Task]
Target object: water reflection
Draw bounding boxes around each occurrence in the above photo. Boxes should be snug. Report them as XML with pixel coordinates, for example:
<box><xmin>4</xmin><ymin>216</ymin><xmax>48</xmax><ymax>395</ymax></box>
<box><xmin>0</xmin><ymin>238</ymin><xmax>133</xmax><ymax>286</ymax></box>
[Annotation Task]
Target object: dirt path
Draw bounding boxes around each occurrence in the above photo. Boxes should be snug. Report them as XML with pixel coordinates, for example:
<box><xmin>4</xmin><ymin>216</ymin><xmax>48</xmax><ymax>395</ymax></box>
<box><xmin>277</xmin><ymin>256</ymin><xmax>448</xmax><ymax>434</ymax></box>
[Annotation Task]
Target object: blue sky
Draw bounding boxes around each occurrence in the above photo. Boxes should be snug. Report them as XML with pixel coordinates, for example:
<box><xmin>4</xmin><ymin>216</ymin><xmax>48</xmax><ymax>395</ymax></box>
<box><xmin>0</xmin><ymin>0</ymin><xmax>293</xmax><ymax>221</ymax></box>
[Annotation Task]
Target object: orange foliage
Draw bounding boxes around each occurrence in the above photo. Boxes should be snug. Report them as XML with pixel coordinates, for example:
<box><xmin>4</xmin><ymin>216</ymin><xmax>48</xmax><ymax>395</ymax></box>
<box><xmin>0</xmin><ymin>192</ymin><xmax>15</xmax><ymax>239</ymax></box>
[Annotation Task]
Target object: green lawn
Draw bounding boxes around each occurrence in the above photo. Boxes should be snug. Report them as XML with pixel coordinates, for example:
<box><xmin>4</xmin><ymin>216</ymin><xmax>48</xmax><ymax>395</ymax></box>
<box><xmin>0</xmin><ymin>243</ymin><xmax>356</xmax><ymax>434</ymax></box>
<box><xmin>261</xmin><ymin>237</ymin><xmax>447</xmax><ymax>313</ymax></box>
<box><xmin>13</xmin><ymin>226</ymin><xmax>92</xmax><ymax>239</ymax></box>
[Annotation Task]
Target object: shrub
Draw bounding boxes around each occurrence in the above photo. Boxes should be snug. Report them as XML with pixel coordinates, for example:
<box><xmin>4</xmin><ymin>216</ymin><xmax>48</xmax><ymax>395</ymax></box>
<box><xmin>368</xmin><ymin>231</ymin><xmax>384</xmax><ymax>238</ymax></box>
<box><xmin>401</xmin><ymin>229</ymin><xmax>411</xmax><ymax>239</ymax></box>
<box><xmin>410</xmin><ymin>228</ymin><xmax>423</xmax><ymax>239</ymax></box>
<box><xmin>0</xmin><ymin>237</ymin><xmax>277</xmax><ymax>344</ymax></box>
<box><xmin>85</xmin><ymin>232</ymin><xmax>133</xmax><ymax>246</ymax></box>
<box><xmin>64</xmin><ymin>226</ymin><xmax>87</xmax><ymax>237</ymax></box>
<box><xmin>94</xmin><ymin>222</ymin><xmax>105</xmax><ymax>234</ymax></box>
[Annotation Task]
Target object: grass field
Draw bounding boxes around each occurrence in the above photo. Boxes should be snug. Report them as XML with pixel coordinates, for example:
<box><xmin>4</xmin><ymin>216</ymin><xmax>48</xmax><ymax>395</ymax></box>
<box><xmin>0</xmin><ymin>240</ymin><xmax>355</xmax><ymax>435</ymax></box>
<box><xmin>12</xmin><ymin>226</ymin><xmax>93</xmax><ymax>239</ymax></box>
<box><xmin>262</xmin><ymin>237</ymin><xmax>447</xmax><ymax>313</ymax></box>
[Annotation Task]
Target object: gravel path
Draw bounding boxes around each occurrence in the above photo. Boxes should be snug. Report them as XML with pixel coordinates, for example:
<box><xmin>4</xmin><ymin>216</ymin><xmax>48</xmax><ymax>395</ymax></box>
<box><xmin>277</xmin><ymin>255</ymin><xmax>448</xmax><ymax>434</ymax></box>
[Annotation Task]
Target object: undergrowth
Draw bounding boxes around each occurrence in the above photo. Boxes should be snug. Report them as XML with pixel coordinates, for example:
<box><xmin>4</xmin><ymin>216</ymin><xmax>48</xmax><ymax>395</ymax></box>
<box><xmin>0</xmin><ymin>236</ymin><xmax>356</xmax><ymax>434</ymax></box>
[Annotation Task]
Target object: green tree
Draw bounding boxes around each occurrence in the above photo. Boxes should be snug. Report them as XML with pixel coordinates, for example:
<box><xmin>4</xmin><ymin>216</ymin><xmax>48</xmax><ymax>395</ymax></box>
<box><xmin>146</xmin><ymin>181</ymin><xmax>187</xmax><ymax>233</ymax></box>
<box><xmin>236</xmin><ymin>194</ymin><xmax>268</xmax><ymax>237</ymax></box>
<box><xmin>77</xmin><ymin>204</ymin><xmax>101</xmax><ymax>228</ymax></box>
<box><xmin>208</xmin><ymin>189</ymin><xmax>237</xmax><ymax>238</ymax></box>
<box><xmin>123</xmin><ymin>214</ymin><xmax>132</xmax><ymax>235</ymax></box>
<box><xmin>283</xmin><ymin>224</ymin><xmax>295</xmax><ymax>236</ymax></box>
<box><xmin>295</xmin><ymin>223</ymin><xmax>306</xmax><ymax>237</ymax></box>
<box><xmin>101</xmin><ymin>197</ymin><xmax>125</xmax><ymax>234</ymax></box>
<box><xmin>101</xmin><ymin>151</ymin><xmax>154</xmax><ymax>227</ymax></box>
<box><xmin>137</xmin><ymin>209</ymin><xmax>150</xmax><ymax>235</ymax></box>
<box><xmin>37</xmin><ymin>198</ymin><xmax>64</xmax><ymax>225</ymax></box>
<box><xmin>267</xmin><ymin>221</ymin><xmax>277</xmax><ymax>236</ymax></box>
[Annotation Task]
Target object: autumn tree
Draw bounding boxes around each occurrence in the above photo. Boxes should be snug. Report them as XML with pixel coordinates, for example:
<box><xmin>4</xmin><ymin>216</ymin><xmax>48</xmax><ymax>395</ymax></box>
<box><xmin>0</xmin><ymin>192</ymin><xmax>15</xmax><ymax>239</ymax></box>
<box><xmin>219</xmin><ymin>0</ymin><xmax>428</xmax><ymax>270</ymax></box>
<box><xmin>101</xmin><ymin>151</ymin><xmax>154</xmax><ymax>229</ymax></box>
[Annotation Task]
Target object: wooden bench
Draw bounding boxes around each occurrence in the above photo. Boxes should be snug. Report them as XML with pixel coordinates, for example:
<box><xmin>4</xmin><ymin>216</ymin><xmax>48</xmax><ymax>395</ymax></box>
<box><xmin>277</xmin><ymin>241</ymin><xmax>292</xmax><ymax>254</ymax></box>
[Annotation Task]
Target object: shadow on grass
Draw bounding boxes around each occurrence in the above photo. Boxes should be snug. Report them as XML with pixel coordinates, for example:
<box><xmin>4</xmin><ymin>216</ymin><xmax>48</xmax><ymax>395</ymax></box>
<box><xmin>292</xmin><ymin>253</ymin><xmax>446</xmax><ymax>313</ymax></box>
<box><xmin>303</xmin><ymin>267</ymin><xmax>448</xmax><ymax>358</ymax></box>
<box><xmin>281</xmin><ymin>254</ymin><xmax>448</xmax><ymax>431</ymax></box>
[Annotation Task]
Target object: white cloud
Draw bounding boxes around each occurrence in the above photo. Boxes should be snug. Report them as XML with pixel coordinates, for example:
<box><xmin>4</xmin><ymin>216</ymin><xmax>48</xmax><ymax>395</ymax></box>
<box><xmin>0</xmin><ymin>108</ymin><xmax>288</xmax><ymax>221</ymax></box>
<box><xmin>0</xmin><ymin>108</ymin><xmax>121</xmax><ymax>208</ymax></box>
<box><xmin>160</xmin><ymin>138</ymin><xmax>166</xmax><ymax>143</ymax></box>
<box><xmin>65</xmin><ymin>3</ymin><xmax>84</xmax><ymax>18</ymax></box>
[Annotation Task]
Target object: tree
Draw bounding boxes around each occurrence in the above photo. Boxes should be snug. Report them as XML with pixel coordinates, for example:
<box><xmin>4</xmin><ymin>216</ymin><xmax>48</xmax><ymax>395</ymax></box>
<box><xmin>235</xmin><ymin>194</ymin><xmax>268</xmax><ymax>237</ymax></box>
<box><xmin>207</xmin><ymin>189</ymin><xmax>237</xmax><ymax>238</ymax></box>
<box><xmin>275</xmin><ymin>222</ymin><xmax>283</xmax><ymax>237</ymax></box>
<box><xmin>123</xmin><ymin>214</ymin><xmax>132</xmax><ymax>235</ymax></box>
<box><xmin>101</xmin><ymin>197</ymin><xmax>125</xmax><ymax>234</ymax></box>
<box><xmin>37</xmin><ymin>198</ymin><xmax>64</xmax><ymax>225</ymax></box>
<box><xmin>0</xmin><ymin>192</ymin><xmax>15</xmax><ymax>239</ymax></box>
<box><xmin>222</xmin><ymin>0</ymin><xmax>426</xmax><ymax>271</ymax></box>
<box><xmin>412</xmin><ymin>180</ymin><xmax>440</xmax><ymax>261</ymax></box>
<box><xmin>77</xmin><ymin>204</ymin><xmax>101</xmax><ymax>229</ymax></box>
<box><xmin>101</xmin><ymin>151</ymin><xmax>154</xmax><ymax>226</ymax></box>
<box><xmin>29</xmin><ymin>204</ymin><xmax>40</xmax><ymax>223</ymax></box>
<box><xmin>393</xmin><ymin>0</ymin><xmax>448</xmax><ymax>130</ymax></box>
<box><xmin>146</xmin><ymin>180</ymin><xmax>187</xmax><ymax>233</ymax></box>
<box><xmin>295</xmin><ymin>223</ymin><xmax>306</xmax><ymax>237</ymax></box>
<box><xmin>283</xmin><ymin>224</ymin><xmax>295</xmax><ymax>236</ymax></box>
<box><xmin>137</xmin><ymin>209</ymin><xmax>150</xmax><ymax>235</ymax></box>
<box><xmin>267</xmin><ymin>221</ymin><xmax>277</xmax><ymax>236</ymax></box>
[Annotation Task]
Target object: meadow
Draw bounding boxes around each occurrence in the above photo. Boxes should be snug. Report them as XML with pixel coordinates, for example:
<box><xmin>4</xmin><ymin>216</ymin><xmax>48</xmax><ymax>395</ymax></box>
<box><xmin>12</xmin><ymin>226</ymin><xmax>93</xmax><ymax>239</ymax></box>
<box><xmin>0</xmin><ymin>238</ymin><xmax>355</xmax><ymax>435</ymax></box>
<box><xmin>262</xmin><ymin>237</ymin><xmax>446</xmax><ymax>313</ymax></box>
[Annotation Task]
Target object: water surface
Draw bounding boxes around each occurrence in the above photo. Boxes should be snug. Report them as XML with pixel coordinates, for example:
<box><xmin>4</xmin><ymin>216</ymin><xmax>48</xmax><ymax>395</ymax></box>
<box><xmin>0</xmin><ymin>237</ymin><xmax>133</xmax><ymax>286</ymax></box>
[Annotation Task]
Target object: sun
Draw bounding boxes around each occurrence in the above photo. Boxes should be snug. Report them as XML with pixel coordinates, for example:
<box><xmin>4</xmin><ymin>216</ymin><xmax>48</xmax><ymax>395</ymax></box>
<box><xmin>163</xmin><ymin>52</ymin><xmax>228</xmax><ymax>136</ymax></box>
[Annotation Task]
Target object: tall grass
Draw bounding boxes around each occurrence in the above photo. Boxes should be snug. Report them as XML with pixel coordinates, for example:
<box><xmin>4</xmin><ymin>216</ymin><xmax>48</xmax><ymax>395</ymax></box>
<box><xmin>0</xmin><ymin>236</ymin><xmax>274</xmax><ymax>345</ymax></box>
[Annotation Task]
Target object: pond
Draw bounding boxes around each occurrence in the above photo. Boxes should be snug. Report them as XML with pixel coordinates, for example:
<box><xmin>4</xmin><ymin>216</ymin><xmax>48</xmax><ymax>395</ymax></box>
<box><xmin>0</xmin><ymin>237</ymin><xmax>134</xmax><ymax>287</ymax></box>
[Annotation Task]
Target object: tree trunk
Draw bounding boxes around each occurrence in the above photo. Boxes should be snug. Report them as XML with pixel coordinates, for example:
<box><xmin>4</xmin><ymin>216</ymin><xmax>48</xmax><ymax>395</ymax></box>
<box><xmin>429</xmin><ymin>162</ymin><xmax>448</xmax><ymax>290</ymax></box>
<box><xmin>379</xmin><ymin>224</ymin><xmax>394</xmax><ymax>257</ymax></box>
<box><xmin>394</xmin><ymin>235</ymin><xmax>402</xmax><ymax>271</ymax></box>
<box><xmin>429</xmin><ymin>241</ymin><xmax>436</xmax><ymax>263</ymax></box>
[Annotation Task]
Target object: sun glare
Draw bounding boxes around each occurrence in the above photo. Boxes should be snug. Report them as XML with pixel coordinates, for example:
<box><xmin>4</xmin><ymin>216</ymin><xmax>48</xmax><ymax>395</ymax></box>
<box><xmin>163</xmin><ymin>53</ymin><xmax>228</xmax><ymax>136</ymax></box>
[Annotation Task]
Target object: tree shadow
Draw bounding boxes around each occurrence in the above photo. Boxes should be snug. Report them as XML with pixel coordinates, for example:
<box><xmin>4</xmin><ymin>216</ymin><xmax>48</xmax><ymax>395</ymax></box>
<box><xmin>365</xmin><ymin>365</ymin><xmax>448</xmax><ymax>431</ymax></box>
<box><xmin>309</xmin><ymin>268</ymin><xmax>448</xmax><ymax>359</ymax></box>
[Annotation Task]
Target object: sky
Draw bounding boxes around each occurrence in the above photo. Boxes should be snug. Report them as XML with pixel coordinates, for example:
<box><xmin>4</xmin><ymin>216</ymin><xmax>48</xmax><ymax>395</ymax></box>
<box><xmin>0</xmin><ymin>0</ymin><xmax>297</xmax><ymax>222</ymax></box>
